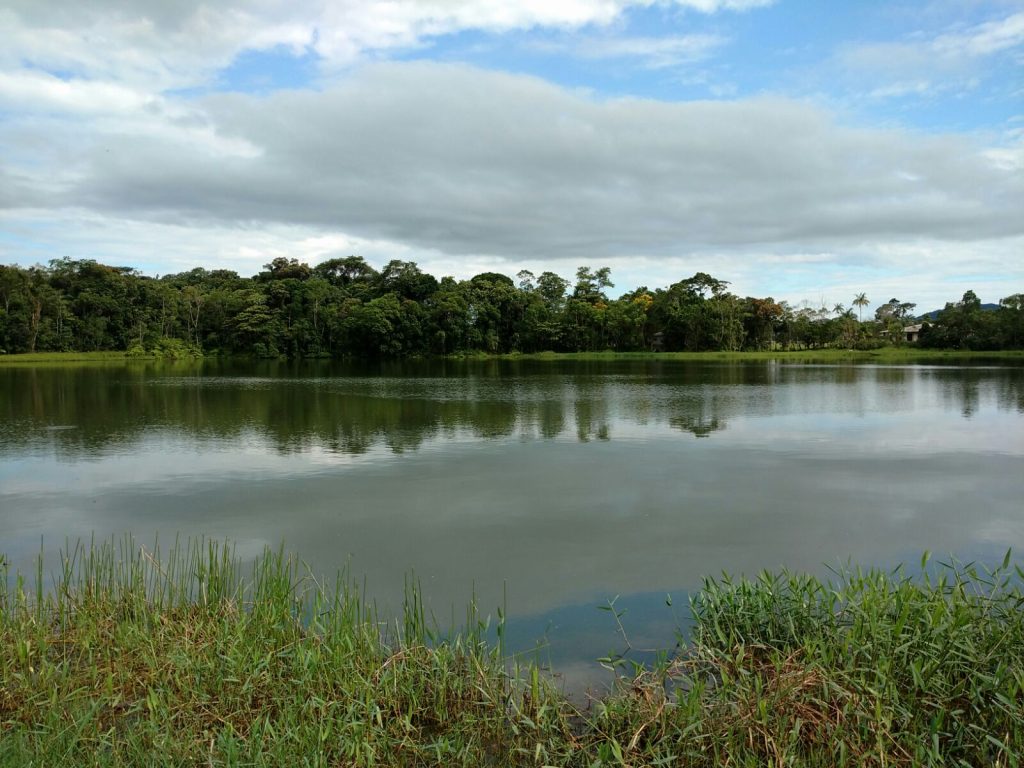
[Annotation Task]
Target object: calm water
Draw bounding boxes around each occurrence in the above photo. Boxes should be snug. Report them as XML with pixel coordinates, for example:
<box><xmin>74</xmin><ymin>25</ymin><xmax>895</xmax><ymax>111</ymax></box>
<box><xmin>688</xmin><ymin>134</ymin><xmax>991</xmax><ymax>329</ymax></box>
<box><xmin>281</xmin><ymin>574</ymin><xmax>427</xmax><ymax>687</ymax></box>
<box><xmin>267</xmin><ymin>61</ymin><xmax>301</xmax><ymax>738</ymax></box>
<box><xmin>2</xmin><ymin>359</ymin><xmax>1023</xmax><ymax>688</ymax></box>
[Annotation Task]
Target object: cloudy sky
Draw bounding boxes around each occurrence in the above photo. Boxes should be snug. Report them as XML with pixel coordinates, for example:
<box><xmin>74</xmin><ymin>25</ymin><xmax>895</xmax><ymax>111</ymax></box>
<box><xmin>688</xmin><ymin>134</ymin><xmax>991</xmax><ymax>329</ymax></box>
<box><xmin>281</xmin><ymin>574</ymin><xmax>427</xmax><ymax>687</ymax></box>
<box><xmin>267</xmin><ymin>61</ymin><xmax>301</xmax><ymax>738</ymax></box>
<box><xmin>1</xmin><ymin>0</ymin><xmax>1021</xmax><ymax>311</ymax></box>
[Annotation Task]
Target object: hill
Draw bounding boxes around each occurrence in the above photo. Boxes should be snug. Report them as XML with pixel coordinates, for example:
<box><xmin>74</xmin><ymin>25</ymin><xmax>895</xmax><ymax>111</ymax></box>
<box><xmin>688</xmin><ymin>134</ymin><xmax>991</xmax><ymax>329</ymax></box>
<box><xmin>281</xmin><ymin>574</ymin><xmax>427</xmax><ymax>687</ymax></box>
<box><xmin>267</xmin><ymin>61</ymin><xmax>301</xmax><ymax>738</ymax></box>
<box><xmin>919</xmin><ymin>303</ymin><xmax>1000</xmax><ymax>321</ymax></box>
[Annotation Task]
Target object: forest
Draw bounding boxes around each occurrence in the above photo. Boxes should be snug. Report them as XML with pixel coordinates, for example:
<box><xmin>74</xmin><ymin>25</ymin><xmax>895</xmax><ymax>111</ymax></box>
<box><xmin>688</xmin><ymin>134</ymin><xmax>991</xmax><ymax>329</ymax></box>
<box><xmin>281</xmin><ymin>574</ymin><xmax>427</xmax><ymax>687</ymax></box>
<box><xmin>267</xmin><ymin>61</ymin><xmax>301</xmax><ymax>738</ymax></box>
<box><xmin>1</xmin><ymin>257</ymin><xmax>1021</xmax><ymax>357</ymax></box>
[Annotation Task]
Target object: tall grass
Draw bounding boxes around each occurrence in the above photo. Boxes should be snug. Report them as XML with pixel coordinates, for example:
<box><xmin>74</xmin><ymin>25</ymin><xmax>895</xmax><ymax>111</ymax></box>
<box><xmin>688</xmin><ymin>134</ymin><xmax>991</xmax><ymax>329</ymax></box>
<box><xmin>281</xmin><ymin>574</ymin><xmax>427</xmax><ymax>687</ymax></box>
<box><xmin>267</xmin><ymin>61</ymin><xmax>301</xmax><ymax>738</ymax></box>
<box><xmin>681</xmin><ymin>554</ymin><xmax>1024</xmax><ymax>766</ymax></box>
<box><xmin>2</xmin><ymin>539</ymin><xmax>1021</xmax><ymax>766</ymax></box>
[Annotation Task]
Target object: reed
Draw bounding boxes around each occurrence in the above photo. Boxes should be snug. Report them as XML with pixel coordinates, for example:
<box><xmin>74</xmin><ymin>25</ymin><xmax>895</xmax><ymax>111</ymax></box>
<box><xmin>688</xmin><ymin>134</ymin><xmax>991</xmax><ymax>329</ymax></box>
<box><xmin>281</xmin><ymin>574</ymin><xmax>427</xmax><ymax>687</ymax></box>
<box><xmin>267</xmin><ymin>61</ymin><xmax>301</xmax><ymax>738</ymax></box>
<box><xmin>2</xmin><ymin>540</ymin><xmax>1021</xmax><ymax>766</ymax></box>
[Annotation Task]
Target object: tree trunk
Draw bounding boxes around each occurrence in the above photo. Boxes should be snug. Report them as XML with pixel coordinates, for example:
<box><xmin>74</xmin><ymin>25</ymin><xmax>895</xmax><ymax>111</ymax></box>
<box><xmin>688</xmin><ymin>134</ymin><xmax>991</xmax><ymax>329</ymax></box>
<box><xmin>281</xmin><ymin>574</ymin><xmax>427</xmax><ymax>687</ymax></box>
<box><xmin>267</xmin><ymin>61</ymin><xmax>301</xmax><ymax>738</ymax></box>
<box><xmin>28</xmin><ymin>298</ymin><xmax>42</xmax><ymax>353</ymax></box>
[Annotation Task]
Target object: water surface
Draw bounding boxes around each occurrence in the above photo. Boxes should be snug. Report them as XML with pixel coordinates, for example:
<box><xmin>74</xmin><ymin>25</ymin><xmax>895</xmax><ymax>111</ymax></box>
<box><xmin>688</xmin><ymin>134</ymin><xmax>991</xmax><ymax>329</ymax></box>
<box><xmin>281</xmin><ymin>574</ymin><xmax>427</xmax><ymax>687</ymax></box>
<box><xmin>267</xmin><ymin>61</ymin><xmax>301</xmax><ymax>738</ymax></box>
<box><xmin>2</xmin><ymin>358</ymin><xmax>1022</xmax><ymax>689</ymax></box>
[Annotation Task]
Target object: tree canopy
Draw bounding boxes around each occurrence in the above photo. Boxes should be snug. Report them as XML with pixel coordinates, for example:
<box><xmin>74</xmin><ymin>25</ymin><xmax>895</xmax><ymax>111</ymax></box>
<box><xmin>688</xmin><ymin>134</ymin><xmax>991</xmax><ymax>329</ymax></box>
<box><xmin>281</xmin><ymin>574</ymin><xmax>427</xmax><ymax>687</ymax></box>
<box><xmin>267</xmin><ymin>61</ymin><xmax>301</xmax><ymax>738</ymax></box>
<box><xmin>0</xmin><ymin>259</ymin><xmax>1020</xmax><ymax>357</ymax></box>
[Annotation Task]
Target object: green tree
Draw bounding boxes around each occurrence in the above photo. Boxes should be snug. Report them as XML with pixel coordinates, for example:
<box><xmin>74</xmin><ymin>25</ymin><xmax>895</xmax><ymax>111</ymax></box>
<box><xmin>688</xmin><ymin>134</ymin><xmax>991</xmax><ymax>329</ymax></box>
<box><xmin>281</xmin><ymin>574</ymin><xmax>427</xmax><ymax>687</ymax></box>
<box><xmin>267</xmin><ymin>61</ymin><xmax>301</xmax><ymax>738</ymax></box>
<box><xmin>997</xmin><ymin>294</ymin><xmax>1024</xmax><ymax>349</ymax></box>
<box><xmin>378</xmin><ymin>261</ymin><xmax>438</xmax><ymax>303</ymax></box>
<box><xmin>874</xmin><ymin>298</ymin><xmax>916</xmax><ymax>323</ymax></box>
<box><xmin>304</xmin><ymin>277</ymin><xmax>335</xmax><ymax>354</ymax></box>
<box><xmin>182</xmin><ymin>286</ymin><xmax>205</xmax><ymax>347</ymax></box>
<box><xmin>340</xmin><ymin>295</ymin><xmax>407</xmax><ymax>356</ymax></box>
<box><xmin>852</xmin><ymin>292</ymin><xmax>869</xmax><ymax>322</ymax></box>
<box><xmin>572</xmin><ymin>266</ymin><xmax>613</xmax><ymax>303</ymax></box>
<box><xmin>536</xmin><ymin>272</ymin><xmax>569</xmax><ymax>312</ymax></box>
<box><xmin>741</xmin><ymin>297</ymin><xmax>784</xmax><ymax>351</ymax></box>
<box><xmin>230</xmin><ymin>291</ymin><xmax>282</xmax><ymax>356</ymax></box>
<box><xmin>259</xmin><ymin>257</ymin><xmax>311</xmax><ymax>282</ymax></box>
<box><xmin>924</xmin><ymin>290</ymin><xmax>990</xmax><ymax>349</ymax></box>
<box><xmin>313</xmin><ymin>256</ymin><xmax>378</xmax><ymax>297</ymax></box>
<box><xmin>466</xmin><ymin>273</ymin><xmax>523</xmax><ymax>353</ymax></box>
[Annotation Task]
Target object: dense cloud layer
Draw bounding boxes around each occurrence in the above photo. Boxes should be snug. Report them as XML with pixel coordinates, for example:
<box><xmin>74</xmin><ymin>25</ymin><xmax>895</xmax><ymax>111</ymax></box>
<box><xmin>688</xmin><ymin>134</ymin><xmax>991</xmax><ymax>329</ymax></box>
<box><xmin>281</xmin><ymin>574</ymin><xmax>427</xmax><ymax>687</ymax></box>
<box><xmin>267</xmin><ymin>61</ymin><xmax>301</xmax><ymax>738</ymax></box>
<box><xmin>0</xmin><ymin>1</ymin><xmax>1020</xmax><ymax>309</ymax></box>
<box><xmin>52</xmin><ymin>62</ymin><xmax>1021</xmax><ymax>261</ymax></box>
<box><xmin>1</xmin><ymin>0</ymin><xmax>772</xmax><ymax>89</ymax></box>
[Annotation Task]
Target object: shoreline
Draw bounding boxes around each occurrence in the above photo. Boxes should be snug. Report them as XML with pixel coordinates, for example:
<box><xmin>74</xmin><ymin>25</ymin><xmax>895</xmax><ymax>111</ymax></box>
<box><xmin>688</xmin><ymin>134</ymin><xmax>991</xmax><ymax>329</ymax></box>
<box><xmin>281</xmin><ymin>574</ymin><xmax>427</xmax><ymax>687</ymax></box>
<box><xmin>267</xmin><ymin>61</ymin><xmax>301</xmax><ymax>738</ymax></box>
<box><xmin>3</xmin><ymin>347</ymin><xmax>1024</xmax><ymax>366</ymax></box>
<box><xmin>2</xmin><ymin>541</ymin><xmax>1020</xmax><ymax>765</ymax></box>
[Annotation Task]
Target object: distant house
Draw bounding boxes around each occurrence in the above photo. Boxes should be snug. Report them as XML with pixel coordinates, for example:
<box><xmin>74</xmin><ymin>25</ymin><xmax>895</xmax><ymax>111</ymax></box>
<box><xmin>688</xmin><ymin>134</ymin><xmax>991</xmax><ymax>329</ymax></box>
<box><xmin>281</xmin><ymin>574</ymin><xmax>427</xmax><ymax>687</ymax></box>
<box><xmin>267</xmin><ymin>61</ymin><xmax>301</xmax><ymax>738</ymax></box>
<box><xmin>903</xmin><ymin>324</ymin><xmax>923</xmax><ymax>343</ymax></box>
<box><xmin>651</xmin><ymin>331</ymin><xmax>665</xmax><ymax>352</ymax></box>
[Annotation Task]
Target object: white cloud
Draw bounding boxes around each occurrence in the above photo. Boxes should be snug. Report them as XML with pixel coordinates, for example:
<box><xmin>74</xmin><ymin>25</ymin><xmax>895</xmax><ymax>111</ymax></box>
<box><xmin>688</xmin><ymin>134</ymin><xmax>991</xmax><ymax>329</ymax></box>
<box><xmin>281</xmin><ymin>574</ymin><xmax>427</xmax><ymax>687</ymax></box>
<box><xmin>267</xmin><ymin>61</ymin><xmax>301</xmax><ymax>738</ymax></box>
<box><xmin>1</xmin><ymin>1</ymin><xmax>772</xmax><ymax>94</ymax></box>
<box><xmin>36</xmin><ymin>62</ymin><xmax>1013</xmax><ymax>253</ymax></box>
<box><xmin>984</xmin><ymin>144</ymin><xmax>1024</xmax><ymax>172</ymax></box>
<box><xmin>838</xmin><ymin>10</ymin><xmax>1024</xmax><ymax>99</ymax></box>
<box><xmin>934</xmin><ymin>11</ymin><xmax>1024</xmax><ymax>57</ymax></box>
<box><xmin>575</xmin><ymin>34</ymin><xmax>727</xmax><ymax>68</ymax></box>
<box><xmin>0</xmin><ymin>70</ymin><xmax>153</xmax><ymax>115</ymax></box>
<box><xmin>0</xmin><ymin>209</ymin><xmax>450</xmax><ymax>278</ymax></box>
<box><xmin>0</xmin><ymin>1</ymin><xmax>1018</xmax><ymax>314</ymax></box>
<box><xmin>866</xmin><ymin>80</ymin><xmax>934</xmax><ymax>100</ymax></box>
<box><xmin>1</xmin><ymin>60</ymin><xmax>1020</xmax><ymax>314</ymax></box>
<box><xmin>3</xmin><ymin>214</ymin><xmax>1019</xmax><ymax>315</ymax></box>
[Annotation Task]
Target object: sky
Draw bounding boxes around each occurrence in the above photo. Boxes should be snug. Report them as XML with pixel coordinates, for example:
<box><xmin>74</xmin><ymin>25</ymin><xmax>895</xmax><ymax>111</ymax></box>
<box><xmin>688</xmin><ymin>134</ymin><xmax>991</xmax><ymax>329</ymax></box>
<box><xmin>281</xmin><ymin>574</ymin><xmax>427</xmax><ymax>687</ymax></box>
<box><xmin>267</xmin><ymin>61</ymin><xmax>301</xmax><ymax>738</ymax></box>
<box><xmin>0</xmin><ymin>0</ymin><xmax>1022</xmax><ymax>312</ymax></box>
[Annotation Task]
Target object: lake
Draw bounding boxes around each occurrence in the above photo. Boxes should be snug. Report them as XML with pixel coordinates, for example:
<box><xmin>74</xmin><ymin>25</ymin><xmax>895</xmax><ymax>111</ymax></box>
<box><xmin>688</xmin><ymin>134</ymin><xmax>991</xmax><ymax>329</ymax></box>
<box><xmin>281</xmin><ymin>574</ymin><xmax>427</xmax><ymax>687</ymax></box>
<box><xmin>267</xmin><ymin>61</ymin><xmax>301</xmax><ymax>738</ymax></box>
<box><xmin>2</xmin><ymin>358</ymin><xmax>1022</xmax><ymax>690</ymax></box>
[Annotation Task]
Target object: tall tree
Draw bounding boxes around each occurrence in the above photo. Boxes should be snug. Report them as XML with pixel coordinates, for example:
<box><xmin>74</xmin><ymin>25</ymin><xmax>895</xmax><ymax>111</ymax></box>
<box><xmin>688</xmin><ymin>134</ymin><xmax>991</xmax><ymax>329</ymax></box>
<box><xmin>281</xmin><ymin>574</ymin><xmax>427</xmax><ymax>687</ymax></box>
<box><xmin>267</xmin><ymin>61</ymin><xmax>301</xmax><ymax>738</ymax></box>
<box><xmin>852</xmin><ymin>292</ymin><xmax>869</xmax><ymax>322</ymax></box>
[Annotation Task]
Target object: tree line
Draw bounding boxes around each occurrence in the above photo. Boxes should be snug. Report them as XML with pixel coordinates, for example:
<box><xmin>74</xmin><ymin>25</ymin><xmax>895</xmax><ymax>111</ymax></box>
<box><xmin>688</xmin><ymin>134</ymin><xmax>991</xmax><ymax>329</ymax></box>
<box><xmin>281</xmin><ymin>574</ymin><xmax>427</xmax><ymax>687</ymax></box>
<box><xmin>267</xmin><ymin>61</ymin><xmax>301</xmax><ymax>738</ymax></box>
<box><xmin>1</xmin><ymin>257</ymin><xmax>1021</xmax><ymax>357</ymax></box>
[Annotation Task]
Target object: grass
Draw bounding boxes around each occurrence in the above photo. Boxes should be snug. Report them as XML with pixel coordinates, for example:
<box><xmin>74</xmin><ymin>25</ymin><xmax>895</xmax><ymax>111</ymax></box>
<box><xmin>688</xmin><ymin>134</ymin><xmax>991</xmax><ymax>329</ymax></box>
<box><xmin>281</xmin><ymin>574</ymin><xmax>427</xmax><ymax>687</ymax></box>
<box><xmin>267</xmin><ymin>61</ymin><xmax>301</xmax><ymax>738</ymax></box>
<box><xmin>2</xmin><ymin>541</ymin><xmax>1022</xmax><ymax>766</ymax></box>
<box><xmin>489</xmin><ymin>348</ymin><xmax>1024</xmax><ymax>363</ymax></box>
<box><xmin>4</xmin><ymin>347</ymin><xmax>1024</xmax><ymax>367</ymax></box>
<box><xmin>0</xmin><ymin>351</ymin><xmax>155</xmax><ymax>364</ymax></box>
<box><xmin>0</xmin><ymin>346</ymin><xmax>204</xmax><ymax>365</ymax></box>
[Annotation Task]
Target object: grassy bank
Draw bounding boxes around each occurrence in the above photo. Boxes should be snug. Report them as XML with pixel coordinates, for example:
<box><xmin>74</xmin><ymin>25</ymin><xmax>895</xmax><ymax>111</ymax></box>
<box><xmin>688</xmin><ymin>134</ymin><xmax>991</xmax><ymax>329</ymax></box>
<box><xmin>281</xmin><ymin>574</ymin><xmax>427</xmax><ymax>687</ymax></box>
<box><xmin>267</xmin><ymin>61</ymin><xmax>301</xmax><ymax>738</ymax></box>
<box><xmin>2</xmin><ymin>542</ymin><xmax>1021</xmax><ymax>766</ymax></box>
<box><xmin>0</xmin><ymin>347</ymin><xmax>204</xmax><ymax>365</ymax></box>
<box><xmin>487</xmin><ymin>348</ymin><xmax>1024</xmax><ymax>363</ymax></box>
<box><xmin>0</xmin><ymin>351</ymin><xmax>153</xmax><ymax>364</ymax></box>
<box><xmin>4</xmin><ymin>347</ymin><xmax>1024</xmax><ymax>367</ymax></box>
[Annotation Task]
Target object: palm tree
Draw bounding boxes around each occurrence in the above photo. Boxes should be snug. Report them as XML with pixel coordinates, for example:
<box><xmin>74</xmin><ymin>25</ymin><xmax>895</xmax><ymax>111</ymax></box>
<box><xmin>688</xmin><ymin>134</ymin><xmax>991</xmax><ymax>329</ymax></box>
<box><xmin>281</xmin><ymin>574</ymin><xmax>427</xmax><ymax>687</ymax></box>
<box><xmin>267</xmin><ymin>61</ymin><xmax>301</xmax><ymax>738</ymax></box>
<box><xmin>833</xmin><ymin>303</ymin><xmax>846</xmax><ymax>317</ymax></box>
<box><xmin>853</xmin><ymin>293</ymin><xmax>869</xmax><ymax>322</ymax></box>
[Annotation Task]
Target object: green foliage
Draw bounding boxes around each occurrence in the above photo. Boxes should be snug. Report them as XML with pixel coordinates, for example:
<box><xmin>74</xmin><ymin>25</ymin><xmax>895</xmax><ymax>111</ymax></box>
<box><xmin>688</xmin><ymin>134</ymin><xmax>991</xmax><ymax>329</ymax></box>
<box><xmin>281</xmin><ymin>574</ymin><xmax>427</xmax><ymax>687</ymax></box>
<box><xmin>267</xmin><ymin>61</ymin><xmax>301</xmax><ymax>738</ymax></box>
<box><xmin>1</xmin><ymin>259</ymin><xmax>1020</xmax><ymax>358</ymax></box>
<box><xmin>153</xmin><ymin>337</ymin><xmax>202</xmax><ymax>359</ymax></box>
<box><xmin>918</xmin><ymin>290</ymin><xmax>1019</xmax><ymax>350</ymax></box>
<box><xmin>687</xmin><ymin>558</ymin><xmax>1024</xmax><ymax>765</ymax></box>
<box><xmin>2</xmin><ymin>541</ymin><xmax>1021</xmax><ymax>766</ymax></box>
<box><xmin>874</xmin><ymin>297</ymin><xmax>917</xmax><ymax>323</ymax></box>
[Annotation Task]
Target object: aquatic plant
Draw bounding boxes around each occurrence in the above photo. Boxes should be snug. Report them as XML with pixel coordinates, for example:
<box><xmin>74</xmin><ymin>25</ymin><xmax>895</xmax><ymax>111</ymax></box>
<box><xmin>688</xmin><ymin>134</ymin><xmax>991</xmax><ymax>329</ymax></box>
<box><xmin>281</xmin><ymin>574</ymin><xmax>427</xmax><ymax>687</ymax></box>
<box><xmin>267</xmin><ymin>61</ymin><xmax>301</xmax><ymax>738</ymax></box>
<box><xmin>2</xmin><ymin>539</ymin><xmax>1021</xmax><ymax>766</ymax></box>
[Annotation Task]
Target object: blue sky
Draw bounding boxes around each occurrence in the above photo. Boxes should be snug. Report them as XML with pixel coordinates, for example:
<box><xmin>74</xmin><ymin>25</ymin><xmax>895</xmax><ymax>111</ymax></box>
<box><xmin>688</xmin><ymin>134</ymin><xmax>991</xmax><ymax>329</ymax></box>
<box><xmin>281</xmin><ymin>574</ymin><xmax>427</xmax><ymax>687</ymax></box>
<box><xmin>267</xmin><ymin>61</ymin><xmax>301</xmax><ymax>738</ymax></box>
<box><xmin>0</xmin><ymin>0</ymin><xmax>1021</xmax><ymax>311</ymax></box>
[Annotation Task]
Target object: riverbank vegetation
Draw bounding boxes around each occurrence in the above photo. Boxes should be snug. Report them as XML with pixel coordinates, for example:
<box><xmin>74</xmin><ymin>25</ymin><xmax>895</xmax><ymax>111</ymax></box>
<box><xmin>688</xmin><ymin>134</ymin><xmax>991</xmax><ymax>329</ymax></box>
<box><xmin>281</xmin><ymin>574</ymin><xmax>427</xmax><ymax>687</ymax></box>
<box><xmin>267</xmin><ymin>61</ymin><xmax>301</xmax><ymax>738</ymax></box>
<box><xmin>2</xmin><ymin>541</ymin><xmax>1021</xmax><ymax>766</ymax></box>
<box><xmin>4</xmin><ymin>347</ymin><xmax>1023</xmax><ymax>367</ymax></box>
<box><xmin>486</xmin><ymin>347</ymin><xmax>1024</xmax><ymax>362</ymax></box>
<box><xmin>2</xmin><ymin>258</ymin><xmax>1022</xmax><ymax>358</ymax></box>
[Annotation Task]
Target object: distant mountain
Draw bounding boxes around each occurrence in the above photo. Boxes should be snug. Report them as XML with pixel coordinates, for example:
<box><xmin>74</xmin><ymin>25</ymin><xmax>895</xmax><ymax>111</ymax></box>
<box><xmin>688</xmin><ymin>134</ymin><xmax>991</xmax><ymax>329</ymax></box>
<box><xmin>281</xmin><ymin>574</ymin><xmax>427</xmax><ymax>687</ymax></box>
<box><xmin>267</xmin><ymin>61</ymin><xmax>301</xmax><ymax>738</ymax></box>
<box><xmin>919</xmin><ymin>303</ymin><xmax>1000</xmax><ymax>321</ymax></box>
